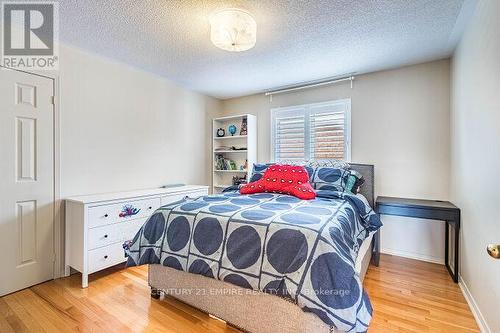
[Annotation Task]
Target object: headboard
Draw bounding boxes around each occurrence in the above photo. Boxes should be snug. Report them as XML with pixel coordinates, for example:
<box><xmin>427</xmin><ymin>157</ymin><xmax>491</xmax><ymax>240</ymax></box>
<box><xmin>349</xmin><ymin>163</ymin><xmax>375</xmax><ymax>207</ymax></box>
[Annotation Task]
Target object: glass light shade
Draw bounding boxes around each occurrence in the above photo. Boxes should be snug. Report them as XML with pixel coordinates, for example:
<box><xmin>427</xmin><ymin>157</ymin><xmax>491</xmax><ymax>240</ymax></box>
<box><xmin>209</xmin><ymin>9</ymin><xmax>256</xmax><ymax>52</ymax></box>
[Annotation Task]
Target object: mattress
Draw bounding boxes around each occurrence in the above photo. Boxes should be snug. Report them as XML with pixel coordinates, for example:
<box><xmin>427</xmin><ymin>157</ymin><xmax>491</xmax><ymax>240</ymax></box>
<box><xmin>355</xmin><ymin>231</ymin><xmax>374</xmax><ymax>277</ymax></box>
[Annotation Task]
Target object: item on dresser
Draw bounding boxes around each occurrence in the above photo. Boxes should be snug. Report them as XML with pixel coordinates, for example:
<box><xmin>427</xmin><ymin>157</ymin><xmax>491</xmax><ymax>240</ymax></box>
<box><xmin>118</xmin><ymin>204</ymin><xmax>140</xmax><ymax>218</ymax></box>
<box><xmin>161</xmin><ymin>183</ymin><xmax>186</xmax><ymax>188</ymax></box>
<box><xmin>65</xmin><ymin>185</ymin><xmax>209</xmax><ymax>288</ymax></box>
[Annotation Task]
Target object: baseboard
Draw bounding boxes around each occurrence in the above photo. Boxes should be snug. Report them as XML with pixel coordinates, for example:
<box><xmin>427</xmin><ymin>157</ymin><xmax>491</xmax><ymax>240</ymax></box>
<box><xmin>380</xmin><ymin>248</ymin><xmax>443</xmax><ymax>264</ymax></box>
<box><xmin>458</xmin><ymin>275</ymin><xmax>491</xmax><ymax>333</ymax></box>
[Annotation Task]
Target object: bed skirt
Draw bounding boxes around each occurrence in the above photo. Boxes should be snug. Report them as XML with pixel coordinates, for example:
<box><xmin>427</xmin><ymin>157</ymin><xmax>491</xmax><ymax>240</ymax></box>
<box><xmin>148</xmin><ymin>237</ymin><xmax>374</xmax><ymax>333</ymax></box>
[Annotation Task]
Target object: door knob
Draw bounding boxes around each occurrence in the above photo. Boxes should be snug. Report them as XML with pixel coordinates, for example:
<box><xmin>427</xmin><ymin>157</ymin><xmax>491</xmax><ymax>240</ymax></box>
<box><xmin>487</xmin><ymin>244</ymin><xmax>500</xmax><ymax>259</ymax></box>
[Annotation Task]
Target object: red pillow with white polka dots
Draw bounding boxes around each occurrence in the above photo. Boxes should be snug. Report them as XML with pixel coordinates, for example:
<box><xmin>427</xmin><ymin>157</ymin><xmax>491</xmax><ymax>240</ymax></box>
<box><xmin>240</xmin><ymin>164</ymin><xmax>316</xmax><ymax>200</ymax></box>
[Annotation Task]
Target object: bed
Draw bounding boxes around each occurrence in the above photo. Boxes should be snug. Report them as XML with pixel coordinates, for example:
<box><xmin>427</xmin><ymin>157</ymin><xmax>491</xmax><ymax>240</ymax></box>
<box><xmin>125</xmin><ymin>163</ymin><xmax>380</xmax><ymax>333</ymax></box>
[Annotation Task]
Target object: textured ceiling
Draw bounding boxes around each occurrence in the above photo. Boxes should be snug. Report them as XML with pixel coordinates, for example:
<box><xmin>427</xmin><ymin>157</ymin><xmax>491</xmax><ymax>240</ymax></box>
<box><xmin>56</xmin><ymin>0</ymin><xmax>469</xmax><ymax>99</ymax></box>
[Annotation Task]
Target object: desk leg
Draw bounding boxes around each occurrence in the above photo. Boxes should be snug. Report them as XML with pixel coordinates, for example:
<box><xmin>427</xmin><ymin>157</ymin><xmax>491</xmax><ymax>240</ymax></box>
<box><xmin>453</xmin><ymin>222</ymin><xmax>459</xmax><ymax>283</ymax></box>
<box><xmin>445</xmin><ymin>221</ymin><xmax>459</xmax><ymax>283</ymax></box>
<box><xmin>445</xmin><ymin>222</ymin><xmax>449</xmax><ymax>270</ymax></box>
<box><xmin>372</xmin><ymin>230</ymin><xmax>380</xmax><ymax>266</ymax></box>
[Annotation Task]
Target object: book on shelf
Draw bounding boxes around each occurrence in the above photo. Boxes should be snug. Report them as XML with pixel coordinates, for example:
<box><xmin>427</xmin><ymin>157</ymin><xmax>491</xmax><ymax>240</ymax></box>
<box><xmin>214</xmin><ymin>154</ymin><xmax>240</xmax><ymax>171</ymax></box>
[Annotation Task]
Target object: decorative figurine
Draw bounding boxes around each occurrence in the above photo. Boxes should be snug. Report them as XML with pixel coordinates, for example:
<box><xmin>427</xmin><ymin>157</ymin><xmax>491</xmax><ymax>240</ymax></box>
<box><xmin>228</xmin><ymin>124</ymin><xmax>237</xmax><ymax>136</ymax></box>
<box><xmin>119</xmin><ymin>204</ymin><xmax>140</xmax><ymax>218</ymax></box>
<box><xmin>216</xmin><ymin>128</ymin><xmax>225</xmax><ymax>137</ymax></box>
<box><xmin>232</xmin><ymin>174</ymin><xmax>247</xmax><ymax>186</ymax></box>
<box><xmin>240</xmin><ymin>117</ymin><xmax>248</xmax><ymax>135</ymax></box>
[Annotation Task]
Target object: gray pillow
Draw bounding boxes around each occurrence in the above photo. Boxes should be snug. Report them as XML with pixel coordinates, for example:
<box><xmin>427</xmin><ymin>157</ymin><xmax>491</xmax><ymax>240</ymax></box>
<box><xmin>310</xmin><ymin>166</ymin><xmax>351</xmax><ymax>191</ymax></box>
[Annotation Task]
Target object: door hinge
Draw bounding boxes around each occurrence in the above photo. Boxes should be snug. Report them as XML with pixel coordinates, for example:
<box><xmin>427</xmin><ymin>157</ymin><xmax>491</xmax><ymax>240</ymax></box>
<box><xmin>50</xmin><ymin>96</ymin><xmax>55</xmax><ymax>105</ymax></box>
<box><xmin>52</xmin><ymin>253</ymin><xmax>57</xmax><ymax>263</ymax></box>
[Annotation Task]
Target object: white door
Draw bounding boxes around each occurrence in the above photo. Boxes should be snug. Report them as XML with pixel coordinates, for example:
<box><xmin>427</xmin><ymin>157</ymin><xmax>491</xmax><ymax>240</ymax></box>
<box><xmin>0</xmin><ymin>68</ymin><xmax>54</xmax><ymax>296</ymax></box>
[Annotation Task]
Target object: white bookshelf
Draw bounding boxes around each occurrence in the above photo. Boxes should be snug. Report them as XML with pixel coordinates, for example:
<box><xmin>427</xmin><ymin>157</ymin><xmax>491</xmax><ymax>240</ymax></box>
<box><xmin>212</xmin><ymin>114</ymin><xmax>257</xmax><ymax>193</ymax></box>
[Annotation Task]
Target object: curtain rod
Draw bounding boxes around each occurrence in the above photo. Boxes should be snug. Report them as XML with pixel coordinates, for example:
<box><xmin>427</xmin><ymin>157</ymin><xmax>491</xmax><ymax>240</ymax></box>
<box><xmin>264</xmin><ymin>75</ymin><xmax>355</xmax><ymax>97</ymax></box>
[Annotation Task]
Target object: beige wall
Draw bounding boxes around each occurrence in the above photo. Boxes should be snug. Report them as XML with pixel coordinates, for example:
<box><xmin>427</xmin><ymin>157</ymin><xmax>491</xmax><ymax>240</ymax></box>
<box><xmin>59</xmin><ymin>44</ymin><xmax>220</xmax><ymax>197</ymax></box>
<box><xmin>451</xmin><ymin>1</ymin><xmax>500</xmax><ymax>331</ymax></box>
<box><xmin>53</xmin><ymin>44</ymin><xmax>220</xmax><ymax>277</ymax></box>
<box><xmin>221</xmin><ymin>60</ymin><xmax>451</xmax><ymax>263</ymax></box>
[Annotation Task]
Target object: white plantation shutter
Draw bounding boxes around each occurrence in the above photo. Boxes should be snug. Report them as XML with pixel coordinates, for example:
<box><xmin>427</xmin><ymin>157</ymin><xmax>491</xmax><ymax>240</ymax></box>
<box><xmin>309</xmin><ymin>102</ymin><xmax>348</xmax><ymax>160</ymax></box>
<box><xmin>274</xmin><ymin>114</ymin><xmax>306</xmax><ymax>160</ymax></box>
<box><xmin>272</xmin><ymin>107</ymin><xmax>306</xmax><ymax>160</ymax></box>
<box><xmin>271</xmin><ymin>100</ymin><xmax>350</xmax><ymax>162</ymax></box>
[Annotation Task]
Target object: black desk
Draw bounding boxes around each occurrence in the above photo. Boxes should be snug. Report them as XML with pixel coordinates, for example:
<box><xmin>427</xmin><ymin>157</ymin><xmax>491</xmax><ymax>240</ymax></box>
<box><xmin>375</xmin><ymin>196</ymin><xmax>460</xmax><ymax>283</ymax></box>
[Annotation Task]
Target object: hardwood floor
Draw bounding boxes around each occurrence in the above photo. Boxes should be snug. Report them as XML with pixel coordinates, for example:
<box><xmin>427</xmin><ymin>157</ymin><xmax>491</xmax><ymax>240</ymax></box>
<box><xmin>364</xmin><ymin>255</ymin><xmax>478</xmax><ymax>333</ymax></box>
<box><xmin>0</xmin><ymin>254</ymin><xmax>479</xmax><ymax>333</ymax></box>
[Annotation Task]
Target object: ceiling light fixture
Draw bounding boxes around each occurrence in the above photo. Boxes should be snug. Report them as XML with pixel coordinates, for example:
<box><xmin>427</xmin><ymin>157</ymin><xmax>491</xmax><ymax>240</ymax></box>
<box><xmin>209</xmin><ymin>8</ymin><xmax>256</xmax><ymax>52</ymax></box>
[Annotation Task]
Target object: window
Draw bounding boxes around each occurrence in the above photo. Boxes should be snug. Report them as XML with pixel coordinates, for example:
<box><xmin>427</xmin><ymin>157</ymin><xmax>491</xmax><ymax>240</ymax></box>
<box><xmin>271</xmin><ymin>99</ymin><xmax>351</xmax><ymax>161</ymax></box>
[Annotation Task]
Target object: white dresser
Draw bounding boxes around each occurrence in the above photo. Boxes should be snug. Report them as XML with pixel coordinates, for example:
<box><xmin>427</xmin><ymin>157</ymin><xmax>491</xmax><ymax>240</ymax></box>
<box><xmin>65</xmin><ymin>185</ymin><xmax>208</xmax><ymax>287</ymax></box>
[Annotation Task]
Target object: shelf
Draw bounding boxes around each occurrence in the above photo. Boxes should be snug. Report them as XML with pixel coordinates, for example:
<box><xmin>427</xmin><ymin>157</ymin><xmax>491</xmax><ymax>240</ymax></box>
<box><xmin>214</xmin><ymin>135</ymin><xmax>247</xmax><ymax>140</ymax></box>
<box><xmin>214</xmin><ymin>170</ymin><xmax>247</xmax><ymax>173</ymax></box>
<box><xmin>213</xmin><ymin>114</ymin><xmax>248</xmax><ymax>121</ymax></box>
<box><xmin>214</xmin><ymin>150</ymin><xmax>247</xmax><ymax>153</ymax></box>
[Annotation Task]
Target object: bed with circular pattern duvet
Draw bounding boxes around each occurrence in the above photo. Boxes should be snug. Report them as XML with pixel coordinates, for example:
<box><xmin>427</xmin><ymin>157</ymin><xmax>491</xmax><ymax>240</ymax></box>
<box><xmin>124</xmin><ymin>185</ymin><xmax>382</xmax><ymax>333</ymax></box>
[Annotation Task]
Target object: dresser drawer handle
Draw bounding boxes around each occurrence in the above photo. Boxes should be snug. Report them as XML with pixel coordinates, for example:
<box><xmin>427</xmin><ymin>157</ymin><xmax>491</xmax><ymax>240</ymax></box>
<box><xmin>104</xmin><ymin>214</ymin><xmax>109</xmax><ymax>218</ymax></box>
<box><xmin>104</xmin><ymin>234</ymin><xmax>108</xmax><ymax>238</ymax></box>
<box><xmin>148</xmin><ymin>206</ymin><xmax>152</xmax><ymax>210</ymax></box>
<box><xmin>104</xmin><ymin>255</ymin><xmax>108</xmax><ymax>259</ymax></box>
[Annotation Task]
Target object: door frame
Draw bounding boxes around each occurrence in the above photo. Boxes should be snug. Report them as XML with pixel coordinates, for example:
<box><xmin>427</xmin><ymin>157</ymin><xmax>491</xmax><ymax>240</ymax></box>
<box><xmin>1</xmin><ymin>65</ymin><xmax>62</xmax><ymax>279</ymax></box>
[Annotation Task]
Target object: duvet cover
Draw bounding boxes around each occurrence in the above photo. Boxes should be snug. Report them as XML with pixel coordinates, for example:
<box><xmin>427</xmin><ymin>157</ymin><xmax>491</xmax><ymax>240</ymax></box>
<box><xmin>124</xmin><ymin>189</ymin><xmax>382</xmax><ymax>332</ymax></box>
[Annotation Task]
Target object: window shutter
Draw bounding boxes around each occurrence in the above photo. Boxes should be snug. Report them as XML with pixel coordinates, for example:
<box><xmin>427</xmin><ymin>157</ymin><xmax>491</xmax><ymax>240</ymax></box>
<box><xmin>271</xmin><ymin>100</ymin><xmax>350</xmax><ymax>162</ymax></box>
<box><xmin>273</xmin><ymin>111</ymin><xmax>306</xmax><ymax>161</ymax></box>
<box><xmin>310</xmin><ymin>109</ymin><xmax>346</xmax><ymax>160</ymax></box>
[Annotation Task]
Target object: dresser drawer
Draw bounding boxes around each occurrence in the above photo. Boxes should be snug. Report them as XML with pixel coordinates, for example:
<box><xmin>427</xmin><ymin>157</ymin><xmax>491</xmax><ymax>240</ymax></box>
<box><xmin>160</xmin><ymin>190</ymin><xmax>208</xmax><ymax>206</ymax></box>
<box><xmin>88</xmin><ymin>217</ymin><xmax>146</xmax><ymax>250</ymax></box>
<box><xmin>88</xmin><ymin>197</ymin><xmax>161</xmax><ymax>228</ymax></box>
<box><xmin>88</xmin><ymin>242</ymin><xmax>127</xmax><ymax>273</ymax></box>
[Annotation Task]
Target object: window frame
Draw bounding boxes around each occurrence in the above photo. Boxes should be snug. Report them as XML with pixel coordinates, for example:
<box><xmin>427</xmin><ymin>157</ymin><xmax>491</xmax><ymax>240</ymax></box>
<box><xmin>270</xmin><ymin>99</ymin><xmax>351</xmax><ymax>162</ymax></box>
